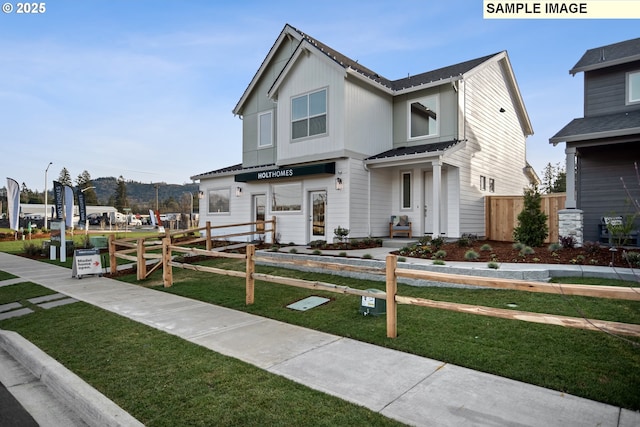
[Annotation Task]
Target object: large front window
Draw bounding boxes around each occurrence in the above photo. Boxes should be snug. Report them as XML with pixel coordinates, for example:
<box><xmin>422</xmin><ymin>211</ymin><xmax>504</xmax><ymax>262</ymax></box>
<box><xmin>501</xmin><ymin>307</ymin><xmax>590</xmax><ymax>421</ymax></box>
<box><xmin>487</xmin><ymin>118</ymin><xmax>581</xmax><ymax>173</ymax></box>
<box><xmin>628</xmin><ymin>71</ymin><xmax>640</xmax><ymax>104</ymax></box>
<box><xmin>409</xmin><ymin>95</ymin><xmax>438</xmax><ymax>139</ymax></box>
<box><xmin>292</xmin><ymin>89</ymin><xmax>327</xmax><ymax>140</ymax></box>
<box><xmin>271</xmin><ymin>183</ymin><xmax>301</xmax><ymax>211</ymax></box>
<box><xmin>208</xmin><ymin>188</ymin><xmax>230</xmax><ymax>213</ymax></box>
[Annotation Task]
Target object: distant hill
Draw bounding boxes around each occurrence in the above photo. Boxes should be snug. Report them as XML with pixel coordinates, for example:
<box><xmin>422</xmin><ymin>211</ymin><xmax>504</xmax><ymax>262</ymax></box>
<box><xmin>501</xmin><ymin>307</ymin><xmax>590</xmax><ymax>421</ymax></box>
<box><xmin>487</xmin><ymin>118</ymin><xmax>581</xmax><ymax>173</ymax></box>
<box><xmin>93</xmin><ymin>177</ymin><xmax>199</xmax><ymax>210</ymax></box>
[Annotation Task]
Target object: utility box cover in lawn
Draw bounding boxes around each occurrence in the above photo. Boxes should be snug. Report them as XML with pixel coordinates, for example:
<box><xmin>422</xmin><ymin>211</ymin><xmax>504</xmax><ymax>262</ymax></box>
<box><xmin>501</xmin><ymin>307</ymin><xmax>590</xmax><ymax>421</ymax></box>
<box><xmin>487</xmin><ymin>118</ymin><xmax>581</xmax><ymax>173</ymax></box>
<box><xmin>360</xmin><ymin>289</ymin><xmax>386</xmax><ymax>316</ymax></box>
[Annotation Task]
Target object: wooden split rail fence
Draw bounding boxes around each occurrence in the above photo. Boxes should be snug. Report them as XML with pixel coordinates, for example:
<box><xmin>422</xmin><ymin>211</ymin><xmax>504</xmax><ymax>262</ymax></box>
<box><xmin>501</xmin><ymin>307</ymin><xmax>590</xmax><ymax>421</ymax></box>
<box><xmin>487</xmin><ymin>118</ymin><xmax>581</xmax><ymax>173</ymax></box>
<box><xmin>156</xmin><ymin>241</ymin><xmax>640</xmax><ymax>339</ymax></box>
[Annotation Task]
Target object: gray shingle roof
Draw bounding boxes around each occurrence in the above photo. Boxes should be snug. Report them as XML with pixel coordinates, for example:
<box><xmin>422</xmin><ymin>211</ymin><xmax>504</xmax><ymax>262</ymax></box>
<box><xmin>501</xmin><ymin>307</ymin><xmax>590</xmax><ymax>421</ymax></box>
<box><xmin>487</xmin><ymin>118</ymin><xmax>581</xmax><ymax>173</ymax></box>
<box><xmin>549</xmin><ymin>110</ymin><xmax>640</xmax><ymax>144</ymax></box>
<box><xmin>570</xmin><ymin>37</ymin><xmax>640</xmax><ymax>75</ymax></box>
<box><xmin>365</xmin><ymin>140</ymin><xmax>460</xmax><ymax>161</ymax></box>
<box><xmin>288</xmin><ymin>25</ymin><xmax>498</xmax><ymax>91</ymax></box>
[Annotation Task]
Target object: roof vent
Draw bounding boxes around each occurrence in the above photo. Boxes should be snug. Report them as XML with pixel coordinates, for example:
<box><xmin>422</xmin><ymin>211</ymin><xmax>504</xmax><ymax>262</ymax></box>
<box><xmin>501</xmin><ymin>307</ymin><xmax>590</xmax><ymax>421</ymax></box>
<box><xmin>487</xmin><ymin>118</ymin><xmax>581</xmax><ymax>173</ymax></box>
<box><xmin>600</xmin><ymin>48</ymin><xmax>606</xmax><ymax>62</ymax></box>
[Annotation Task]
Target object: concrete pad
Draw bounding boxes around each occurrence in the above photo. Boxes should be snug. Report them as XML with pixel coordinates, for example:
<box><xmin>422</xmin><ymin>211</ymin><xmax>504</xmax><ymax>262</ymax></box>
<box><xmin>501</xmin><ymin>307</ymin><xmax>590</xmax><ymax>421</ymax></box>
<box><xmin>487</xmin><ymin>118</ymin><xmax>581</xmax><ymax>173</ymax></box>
<box><xmin>0</xmin><ymin>278</ymin><xmax>26</xmax><ymax>287</ymax></box>
<box><xmin>192</xmin><ymin>319</ymin><xmax>340</xmax><ymax>368</ymax></box>
<box><xmin>381</xmin><ymin>363</ymin><xmax>622</xmax><ymax>427</ymax></box>
<box><xmin>620</xmin><ymin>409</ymin><xmax>640</xmax><ymax>427</ymax></box>
<box><xmin>0</xmin><ymin>302</ymin><xmax>22</xmax><ymax>313</ymax></box>
<box><xmin>0</xmin><ymin>307</ymin><xmax>34</xmax><ymax>320</ymax></box>
<box><xmin>28</xmin><ymin>293</ymin><xmax>67</xmax><ymax>304</ymax></box>
<box><xmin>38</xmin><ymin>298</ymin><xmax>78</xmax><ymax>310</ymax></box>
<box><xmin>269</xmin><ymin>338</ymin><xmax>443</xmax><ymax>412</ymax></box>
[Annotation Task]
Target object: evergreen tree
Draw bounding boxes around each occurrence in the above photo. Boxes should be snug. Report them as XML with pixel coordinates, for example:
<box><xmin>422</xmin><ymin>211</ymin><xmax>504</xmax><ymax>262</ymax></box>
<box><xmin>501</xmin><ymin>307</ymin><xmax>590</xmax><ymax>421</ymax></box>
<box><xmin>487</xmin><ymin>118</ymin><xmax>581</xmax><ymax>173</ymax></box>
<box><xmin>76</xmin><ymin>170</ymin><xmax>98</xmax><ymax>205</ymax></box>
<box><xmin>513</xmin><ymin>186</ymin><xmax>548</xmax><ymax>247</ymax></box>
<box><xmin>57</xmin><ymin>167</ymin><xmax>73</xmax><ymax>187</ymax></box>
<box><xmin>114</xmin><ymin>175</ymin><xmax>128</xmax><ymax>212</ymax></box>
<box><xmin>540</xmin><ymin>163</ymin><xmax>566</xmax><ymax>194</ymax></box>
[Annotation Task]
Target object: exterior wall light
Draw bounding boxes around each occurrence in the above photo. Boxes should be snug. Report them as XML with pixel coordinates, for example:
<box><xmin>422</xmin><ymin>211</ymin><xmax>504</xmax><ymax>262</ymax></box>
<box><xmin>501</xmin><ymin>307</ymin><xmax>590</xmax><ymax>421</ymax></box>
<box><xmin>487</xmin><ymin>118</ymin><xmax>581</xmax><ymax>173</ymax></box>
<box><xmin>236</xmin><ymin>186</ymin><xmax>243</xmax><ymax>197</ymax></box>
<box><xmin>335</xmin><ymin>177</ymin><xmax>343</xmax><ymax>190</ymax></box>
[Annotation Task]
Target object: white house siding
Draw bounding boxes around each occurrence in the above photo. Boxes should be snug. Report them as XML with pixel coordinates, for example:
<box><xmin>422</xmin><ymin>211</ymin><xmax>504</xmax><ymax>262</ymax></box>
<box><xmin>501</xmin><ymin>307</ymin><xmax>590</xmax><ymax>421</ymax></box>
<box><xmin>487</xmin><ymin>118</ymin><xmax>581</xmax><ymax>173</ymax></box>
<box><xmin>241</xmin><ymin>40</ymin><xmax>298</xmax><ymax>168</ymax></box>
<box><xmin>369</xmin><ymin>168</ymin><xmax>393</xmax><ymax>237</ymax></box>
<box><xmin>344</xmin><ymin>78</ymin><xmax>393</xmax><ymax>157</ymax></box>
<box><xmin>455</xmin><ymin>59</ymin><xmax>530</xmax><ymax>236</ymax></box>
<box><xmin>346</xmin><ymin>158</ymin><xmax>370</xmax><ymax>238</ymax></box>
<box><xmin>275</xmin><ymin>54</ymin><xmax>346</xmax><ymax>164</ymax></box>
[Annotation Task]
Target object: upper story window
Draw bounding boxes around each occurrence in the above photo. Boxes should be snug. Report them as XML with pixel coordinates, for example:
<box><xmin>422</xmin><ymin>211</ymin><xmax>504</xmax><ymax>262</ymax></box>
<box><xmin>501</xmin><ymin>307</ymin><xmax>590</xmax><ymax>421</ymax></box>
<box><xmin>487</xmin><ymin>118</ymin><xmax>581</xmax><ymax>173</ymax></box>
<box><xmin>258</xmin><ymin>111</ymin><xmax>272</xmax><ymax>148</ymax></box>
<box><xmin>628</xmin><ymin>71</ymin><xmax>640</xmax><ymax>105</ymax></box>
<box><xmin>291</xmin><ymin>88</ymin><xmax>327</xmax><ymax>140</ymax></box>
<box><xmin>409</xmin><ymin>94</ymin><xmax>438</xmax><ymax>139</ymax></box>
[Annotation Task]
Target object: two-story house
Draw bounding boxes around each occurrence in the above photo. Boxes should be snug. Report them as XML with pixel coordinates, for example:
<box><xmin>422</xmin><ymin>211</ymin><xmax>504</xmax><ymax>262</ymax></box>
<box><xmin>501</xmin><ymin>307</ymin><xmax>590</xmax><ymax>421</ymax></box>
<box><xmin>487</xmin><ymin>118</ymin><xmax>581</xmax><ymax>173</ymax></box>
<box><xmin>550</xmin><ymin>37</ymin><xmax>640</xmax><ymax>244</ymax></box>
<box><xmin>192</xmin><ymin>24</ymin><xmax>536</xmax><ymax>244</ymax></box>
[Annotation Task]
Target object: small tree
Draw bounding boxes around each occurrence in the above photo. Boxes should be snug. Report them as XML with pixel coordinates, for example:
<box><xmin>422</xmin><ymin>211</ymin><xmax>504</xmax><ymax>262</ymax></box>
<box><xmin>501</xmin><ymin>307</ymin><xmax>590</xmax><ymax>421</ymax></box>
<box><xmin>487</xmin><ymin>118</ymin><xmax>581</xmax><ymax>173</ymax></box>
<box><xmin>513</xmin><ymin>186</ymin><xmax>548</xmax><ymax>247</ymax></box>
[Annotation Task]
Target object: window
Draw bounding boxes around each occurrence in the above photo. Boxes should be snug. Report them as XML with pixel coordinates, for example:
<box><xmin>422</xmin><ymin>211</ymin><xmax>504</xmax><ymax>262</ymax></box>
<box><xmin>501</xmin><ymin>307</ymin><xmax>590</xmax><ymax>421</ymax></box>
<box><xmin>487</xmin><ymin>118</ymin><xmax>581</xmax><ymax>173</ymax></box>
<box><xmin>271</xmin><ymin>183</ymin><xmax>301</xmax><ymax>211</ymax></box>
<box><xmin>292</xmin><ymin>89</ymin><xmax>327</xmax><ymax>140</ymax></box>
<box><xmin>480</xmin><ymin>176</ymin><xmax>486</xmax><ymax>191</ymax></box>
<box><xmin>628</xmin><ymin>71</ymin><xmax>640</xmax><ymax>104</ymax></box>
<box><xmin>208</xmin><ymin>188</ymin><xmax>230</xmax><ymax>213</ymax></box>
<box><xmin>489</xmin><ymin>178</ymin><xmax>495</xmax><ymax>193</ymax></box>
<box><xmin>401</xmin><ymin>172</ymin><xmax>411</xmax><ymax>209</ymax></box>
<box><xmin>409</xmin><ymin>95</ymin><xmax>438</xmax><ymax>139</ymax></box>
<box><xmin>258</xmin><ymin>111</ymin><xmax>272</xmax><ymax>147</ymax></box>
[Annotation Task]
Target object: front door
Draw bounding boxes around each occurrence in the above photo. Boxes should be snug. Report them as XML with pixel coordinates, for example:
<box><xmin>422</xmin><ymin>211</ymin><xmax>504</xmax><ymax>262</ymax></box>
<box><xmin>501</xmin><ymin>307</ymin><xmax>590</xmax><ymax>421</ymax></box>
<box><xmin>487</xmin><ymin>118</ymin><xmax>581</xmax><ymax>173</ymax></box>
<box><xmin>253</xmin><ymin>194</ymin><xmax>266</xmax><ymax>237</ymax></box>
<box><xmin>309</xmin><ymin>191</ymin><xmax>327</xmax><ymax>241</ymax></box>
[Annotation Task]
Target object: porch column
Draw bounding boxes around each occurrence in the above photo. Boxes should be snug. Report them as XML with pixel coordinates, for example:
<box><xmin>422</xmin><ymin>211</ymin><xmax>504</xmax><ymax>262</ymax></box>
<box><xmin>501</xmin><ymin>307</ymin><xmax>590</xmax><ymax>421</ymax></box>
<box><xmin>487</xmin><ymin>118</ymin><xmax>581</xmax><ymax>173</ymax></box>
<box><xmin>432</xmin><ymin>159</ymin><xmax>441</xmax><ymax>236</ymax></box>
<box><xmin>565</xmin><ymin>146</ymin><xmax>577</xmax><ymax>209</ymax></box>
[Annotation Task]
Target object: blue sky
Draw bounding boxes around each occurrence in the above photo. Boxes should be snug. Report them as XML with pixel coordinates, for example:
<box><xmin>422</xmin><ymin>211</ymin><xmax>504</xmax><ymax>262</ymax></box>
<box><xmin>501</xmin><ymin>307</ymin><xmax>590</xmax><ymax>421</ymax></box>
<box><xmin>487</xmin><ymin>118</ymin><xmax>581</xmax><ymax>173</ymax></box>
<box><xmin>1</xmin><ymin>0</ymin><xmax>638</xmax><ymax>191</ymax></box>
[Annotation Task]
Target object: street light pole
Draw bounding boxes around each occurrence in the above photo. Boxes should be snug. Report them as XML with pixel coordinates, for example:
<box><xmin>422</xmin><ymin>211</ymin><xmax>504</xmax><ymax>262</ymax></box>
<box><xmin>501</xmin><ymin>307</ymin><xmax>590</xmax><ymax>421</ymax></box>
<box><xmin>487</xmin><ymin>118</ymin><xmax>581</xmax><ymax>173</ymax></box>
<box><xmin>44</xmin><ymin>162</ymin><xmax>52</xmax><ymax>230</ymax></box>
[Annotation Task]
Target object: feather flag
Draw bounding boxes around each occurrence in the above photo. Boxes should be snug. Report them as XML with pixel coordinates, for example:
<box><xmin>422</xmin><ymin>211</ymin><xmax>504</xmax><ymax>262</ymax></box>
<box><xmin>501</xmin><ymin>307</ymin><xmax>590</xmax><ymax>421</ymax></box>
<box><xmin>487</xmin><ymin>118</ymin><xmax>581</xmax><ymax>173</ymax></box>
<box><xmin>6</xmin><ymin>178</ymin><xmax>20</xmax><ymax>231</ymax></box>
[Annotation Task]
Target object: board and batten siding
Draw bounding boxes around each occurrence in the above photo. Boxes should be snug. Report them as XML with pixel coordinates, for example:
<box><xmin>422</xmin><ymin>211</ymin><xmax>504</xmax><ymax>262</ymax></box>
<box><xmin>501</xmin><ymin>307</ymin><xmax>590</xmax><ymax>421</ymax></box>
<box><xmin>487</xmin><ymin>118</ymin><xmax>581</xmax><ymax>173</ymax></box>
<box><xmin>346</xmin><ymin>158</ymin><xmax>371</xmax><ymax>238</ymax></box>
<box><xmin>369</xmin><ymin>168</ymin><xmax>393</xmax><ymax>237</ymax></box>
<box><xmin>577</xmin><ymin>143</ymin><xmax>640</xmax><ymax>243</ymax></box>
<box><xmin>274</xmin><ymin>53</ymin><xmax>346</xmax><ymax>163</ymax></box>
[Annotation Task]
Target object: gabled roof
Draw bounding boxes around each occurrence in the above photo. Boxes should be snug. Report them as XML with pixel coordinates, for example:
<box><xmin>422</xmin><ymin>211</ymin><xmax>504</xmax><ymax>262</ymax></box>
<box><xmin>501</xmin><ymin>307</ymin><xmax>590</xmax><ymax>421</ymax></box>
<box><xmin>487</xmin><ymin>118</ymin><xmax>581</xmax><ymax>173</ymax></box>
<box><xmin>549</xmin><ymin>110</ymin><xmax>640</xmax><ymax>144</ymax></box>
<box><xmin>570</xmin><ymin>37</ymin><xmax>640</xmax><ymax>75</ymax></box>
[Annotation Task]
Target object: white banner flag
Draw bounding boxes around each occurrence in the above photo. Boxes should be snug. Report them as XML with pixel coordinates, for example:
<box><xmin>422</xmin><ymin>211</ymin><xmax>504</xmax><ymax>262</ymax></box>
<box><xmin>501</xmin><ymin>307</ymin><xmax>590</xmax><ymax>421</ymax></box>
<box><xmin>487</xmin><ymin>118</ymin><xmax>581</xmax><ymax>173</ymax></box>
<box><xmin>64</xmin><ymin>185</ymin><xmax>74</xmax><ymax>228</ymax></box>
<box><xmin>6</xmin><ymin>178</ymin><xmax>20</xmax><ymax>231</ymax></box>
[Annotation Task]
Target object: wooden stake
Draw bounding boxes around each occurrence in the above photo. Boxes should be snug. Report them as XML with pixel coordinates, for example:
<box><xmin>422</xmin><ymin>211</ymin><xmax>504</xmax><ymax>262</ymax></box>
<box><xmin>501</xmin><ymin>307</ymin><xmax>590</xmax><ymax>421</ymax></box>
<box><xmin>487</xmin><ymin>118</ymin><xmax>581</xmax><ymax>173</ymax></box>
<box><xmin>246</xmin><ymin>244</ymin><xmax>255</xmax><ymax>305</ymax></box>
<box><xmin>205</xmin><ymin>221</ymin><xmax>212</xmax><ymax>251</ymax></box>
<box><xmin>386</xmin><ymin>254</ymin><xmax>398</xmax><ymax>338</ymax></box>
<box><xmin>162</xmin><ymin>236</ymin><xmax>172</xmax><ymax>287</ymax></box>
<box><xmin>136</xmin><ymin>238</ymin><xmax>146</xmax><ymax>281</ymax></box>
<box><xmin>108</xmin><ymin>234</ymin><xmax>116</xmax><ymax>275</ymax></box>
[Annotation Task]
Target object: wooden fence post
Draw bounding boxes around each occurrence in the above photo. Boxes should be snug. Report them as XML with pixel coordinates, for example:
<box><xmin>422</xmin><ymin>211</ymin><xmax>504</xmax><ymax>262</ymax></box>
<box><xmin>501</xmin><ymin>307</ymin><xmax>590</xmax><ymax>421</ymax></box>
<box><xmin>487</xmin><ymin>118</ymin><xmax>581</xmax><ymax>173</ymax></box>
<box><xmin>206</xmin><ymin>221</ymin><xmax>212</xmax><ymax>251</ymax></box>
<box><xmin>386</xmin><ymin>254</ymin><xmax>398</xmax><ymax>339</ymax></box>
<box><xmin>271</xmin><ymin>216</ymin><xmax>276</xmax><ymax>244</ymax></box>
<box><xmin>246</xmin><ymin>244</ymin><xmax>255</xmax><ymax>305</ymax></box>
<box><xmin>137</xmin><ymin>238</ymin><xmax>146</xmax><ymax>281</ymax></box>
<box><xmin>108</xmin><ymin>234</ymin><xmax>117</xmax><ymax>275</ymax></box>
<box><xmin>162</xmin><ymin>235</ymin><xmax>173</xmax><ymax>287</ymax></box>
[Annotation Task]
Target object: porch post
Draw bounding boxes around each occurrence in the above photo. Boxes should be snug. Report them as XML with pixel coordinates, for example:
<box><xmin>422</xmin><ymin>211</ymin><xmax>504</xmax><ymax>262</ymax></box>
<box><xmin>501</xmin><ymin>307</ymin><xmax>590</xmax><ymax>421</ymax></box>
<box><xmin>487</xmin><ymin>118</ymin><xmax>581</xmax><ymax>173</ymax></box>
<box><xmin>432</xmin><ymin>159</ymin><xmax>442</xmax><ymax>236</ymax></box>
<box><xmin>565</xmin><ymin>146</ymin><xmax>577</xmax><ymax>209</ymax></box>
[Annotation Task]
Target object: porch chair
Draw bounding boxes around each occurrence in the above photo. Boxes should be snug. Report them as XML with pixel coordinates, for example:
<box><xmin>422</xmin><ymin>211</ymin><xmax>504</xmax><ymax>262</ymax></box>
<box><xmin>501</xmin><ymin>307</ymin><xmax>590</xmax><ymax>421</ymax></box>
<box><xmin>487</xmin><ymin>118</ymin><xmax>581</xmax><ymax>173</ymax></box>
<box><xmin>389</xmin><ymin>215</ymin><xmax>412</xmax><ymax>238</ymax></box>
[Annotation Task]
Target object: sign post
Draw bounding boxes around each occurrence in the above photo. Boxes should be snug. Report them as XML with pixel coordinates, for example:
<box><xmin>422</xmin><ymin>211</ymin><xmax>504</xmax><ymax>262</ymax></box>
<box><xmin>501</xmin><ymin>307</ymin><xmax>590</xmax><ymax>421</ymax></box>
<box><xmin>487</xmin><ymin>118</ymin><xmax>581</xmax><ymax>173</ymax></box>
<box><xmin>49</xmin><ymin>219</ymin><xmax>65</xmax><ymax>261</ymax></box>
<box><xmin>72</xmin><ymin>248</ymin><xmax>103</xmax><ymax>279</ymax></box>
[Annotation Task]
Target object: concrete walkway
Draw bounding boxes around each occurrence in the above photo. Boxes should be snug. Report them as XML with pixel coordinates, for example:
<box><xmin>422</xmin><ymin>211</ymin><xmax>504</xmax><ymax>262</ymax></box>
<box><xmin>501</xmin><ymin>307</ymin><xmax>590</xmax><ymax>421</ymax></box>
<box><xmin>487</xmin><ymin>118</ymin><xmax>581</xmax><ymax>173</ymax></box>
<box><xmin>0</xmin><ymin>251</ymin><xmax>638</xmax><ymax>426</ymax></box>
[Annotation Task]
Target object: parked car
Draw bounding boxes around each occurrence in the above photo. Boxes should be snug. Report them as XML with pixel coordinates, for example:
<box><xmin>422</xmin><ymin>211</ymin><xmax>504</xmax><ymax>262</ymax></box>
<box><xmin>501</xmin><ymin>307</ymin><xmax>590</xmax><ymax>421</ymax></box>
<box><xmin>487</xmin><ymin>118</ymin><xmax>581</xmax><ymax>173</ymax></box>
<box><xmin>129</xmin><ymin>216</ymin><xmax>142</xmax><ymax>226</ymax></box>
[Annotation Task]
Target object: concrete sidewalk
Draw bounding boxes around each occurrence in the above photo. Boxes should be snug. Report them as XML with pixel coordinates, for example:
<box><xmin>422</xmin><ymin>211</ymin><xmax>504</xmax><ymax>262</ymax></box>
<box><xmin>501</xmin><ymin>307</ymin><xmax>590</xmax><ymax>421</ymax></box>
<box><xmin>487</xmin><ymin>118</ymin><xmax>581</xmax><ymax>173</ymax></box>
<box><xmin>0</xmin><ymin>251</ymin><xmax>638</xmax><ymax>426</ymax></box>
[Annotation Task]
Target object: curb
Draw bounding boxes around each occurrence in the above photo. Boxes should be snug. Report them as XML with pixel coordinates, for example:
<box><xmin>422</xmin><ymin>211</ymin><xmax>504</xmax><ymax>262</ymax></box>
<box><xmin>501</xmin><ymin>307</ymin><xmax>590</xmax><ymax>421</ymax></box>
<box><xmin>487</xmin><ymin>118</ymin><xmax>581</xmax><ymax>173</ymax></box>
<box><xmin>0</xmin><ymin>330</ymin><xmax>143</xmax><ymax>427</ymax></box>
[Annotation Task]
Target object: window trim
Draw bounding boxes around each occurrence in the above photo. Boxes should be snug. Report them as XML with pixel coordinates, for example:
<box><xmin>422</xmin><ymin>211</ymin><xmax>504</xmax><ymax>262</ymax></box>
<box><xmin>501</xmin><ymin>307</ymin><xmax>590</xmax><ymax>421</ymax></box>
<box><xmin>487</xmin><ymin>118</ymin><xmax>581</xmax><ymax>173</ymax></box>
<box><xmin>407</xmin><ymin>94</ymin><xmax>439</xmax><ymax>141</ymax></box>
<box><xmin>207</xmin><ymin>188</ymin><xmax>231</xmax><ymax>214</ymax></box>
<box><xmin>291</xmin><ymin>88</ymin><xmax>328</xmax><ymax>141</ymax></box>
<box><xmin>627</xmin><ymin>70</ymin><xmax>640</xmax><ymax>105</ymax></box>
<box><xmin>401</xmin><ymin>171</ymin><xmax>412</xmax><ymax>210</ymax></box>
<box><xmin>480</xmin><ymin>175</ymin><xmax>487</xmax><ymax>191</ymax></box>
<box><xmin>258</xmin><ymin>111</ymin><xmax>273</xmax><ymax>148</ymax></box>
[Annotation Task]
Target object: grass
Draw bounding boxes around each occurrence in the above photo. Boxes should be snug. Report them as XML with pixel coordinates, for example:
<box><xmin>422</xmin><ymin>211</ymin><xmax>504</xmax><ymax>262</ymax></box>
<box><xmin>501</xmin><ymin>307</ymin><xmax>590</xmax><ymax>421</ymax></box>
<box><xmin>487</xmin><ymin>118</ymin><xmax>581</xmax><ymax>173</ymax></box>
<box><xmin>117</xmin><ymin>258</ymin><xmax>640</xmax><ymax>410</ymax></box>
<box><xmin>0</xmin><ymin>282</ymin><xmax>401</xmax><ymax>426</ymax></box>
<box><xmin>2</xmin><ymin>254</ymin><xmax>640</xmax><ymax>415</ymax></box>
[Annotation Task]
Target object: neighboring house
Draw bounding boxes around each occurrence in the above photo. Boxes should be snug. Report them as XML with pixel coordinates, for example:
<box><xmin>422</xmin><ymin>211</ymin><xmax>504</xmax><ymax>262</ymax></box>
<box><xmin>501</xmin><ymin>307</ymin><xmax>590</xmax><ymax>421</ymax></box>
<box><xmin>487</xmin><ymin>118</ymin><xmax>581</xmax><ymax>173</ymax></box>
<box><xmin>550</xmin><ymin>37</ymin><xmax>640</xmax><ymax>244</ymax></box>
<box><xmin>192</xmin><ymin>24</ymin><xmax>536</xmax><ymax>244</ymax></box>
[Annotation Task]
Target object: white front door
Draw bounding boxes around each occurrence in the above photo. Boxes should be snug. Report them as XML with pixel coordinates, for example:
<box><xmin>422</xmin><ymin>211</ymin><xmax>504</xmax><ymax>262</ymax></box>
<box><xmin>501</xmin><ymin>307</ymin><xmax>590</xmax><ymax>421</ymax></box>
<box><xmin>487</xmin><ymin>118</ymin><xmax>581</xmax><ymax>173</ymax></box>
<box><xmin>309</xmin><ymin>191</ymin><xmax>327</xmax><ymax>241</ymax></box>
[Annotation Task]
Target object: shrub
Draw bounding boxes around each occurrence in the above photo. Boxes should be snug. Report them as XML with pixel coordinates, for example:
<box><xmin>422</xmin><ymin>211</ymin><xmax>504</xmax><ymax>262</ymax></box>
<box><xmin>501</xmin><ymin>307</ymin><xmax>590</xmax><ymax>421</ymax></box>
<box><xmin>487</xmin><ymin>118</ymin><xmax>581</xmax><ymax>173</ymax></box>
<box><xmin>308</xmin><ymin>240</ymin><xmax>326</xmax><ymax>249</ymax></box>
<box><xmin>288</xmin><ymin>248</ymin><xmax>298</xmax><ymax>254</ymax></box>
<box><xmin>362</xmin><ymin>253</ymin><xmax>373</xmax><ymax>259</ymax></box>
<box><xmin>582</xmin><ymin>241</ymin><xmax>601</xmax><ymax>255</ymax></box>
<box><xmin>432</xmin><ymin>259</ymin><xmax>446</xmax><ymax>265</ymax></box>
<box><xmin>269</xmin><ymin>245</ymin><xmax>280</xmax><ymax>252</ymax></box>
<box><xmin>464</xmin><ymin>250</ymin><xmax>480</xmax><ymax>261</ymax></box>
<box><xmin>338</xmin><ymin>252</ymin><xmax>347</xmax><ymax>257</ymax></box>
<box><xmin>520</xmin><ymin>246</ymin><xmax>535</xmax><ymax>256</ymax></box>
<box><xmin>480</xmin><ymin>243</ymin><xmax>493</xmax><ymax>252</ymax></box>
<box><xmin>417</xmin><ymin>235</ymin><xmax>432</xmax><ymax>246</ymax></box>
<box><xmin>312</xmin><ymin>249</ymin><xmax>322</xmax><ymax>255</ymax></box>
<box><xmin>397</xmin><ymin>257</ymin><xmax>406</xmax><ymax>262</ymax></box>
<box><xmin>333</xmin><ymin>226</ymin><xmax>350</xmax><ymax>243</ymax></box>
<box><xmin>623</xmin><ymin>251</ymin><xmax>640</xmax><ymax>268</ymax></box>
<box><xmin>457</xmin><ymin>236</ymin><xmax>472</xmax><ymax>247</ymax></box>
<box><xmin>432</xmin><ymin>250</ymin><xmax>447</xmax><ymax>260</ymax></box>
<box><xmin>513</xmin><ymin>186</ymin><xmax>548</xmax><ymax>247</ymax></box>
<box><xmin>430</xmin><ymin>237</ymin><xmax>445</xmax><ymax>250</ymax></box>
<box><xmin>23</xmin><ymin>242</ymin><xmax>41</xmax><ymax>256</ymax></box>
<box><xmin>547</xmin><ymin>242</ymin><xmax>562</xmax><ymax>252</ymax></box>
<box><xmin>512</xmin><ymin>242</ymin><xmax>525</xmax><ymax>251</ymax></box>
<box><xmin>559</xmin><ymin>235</ymin><xmax>577</xmax><ymax>249</ymax></box>
<box><xmin>487</xmin><ymin>261</ymin><xmax>500</xmax><ymax>269</ymax></box>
